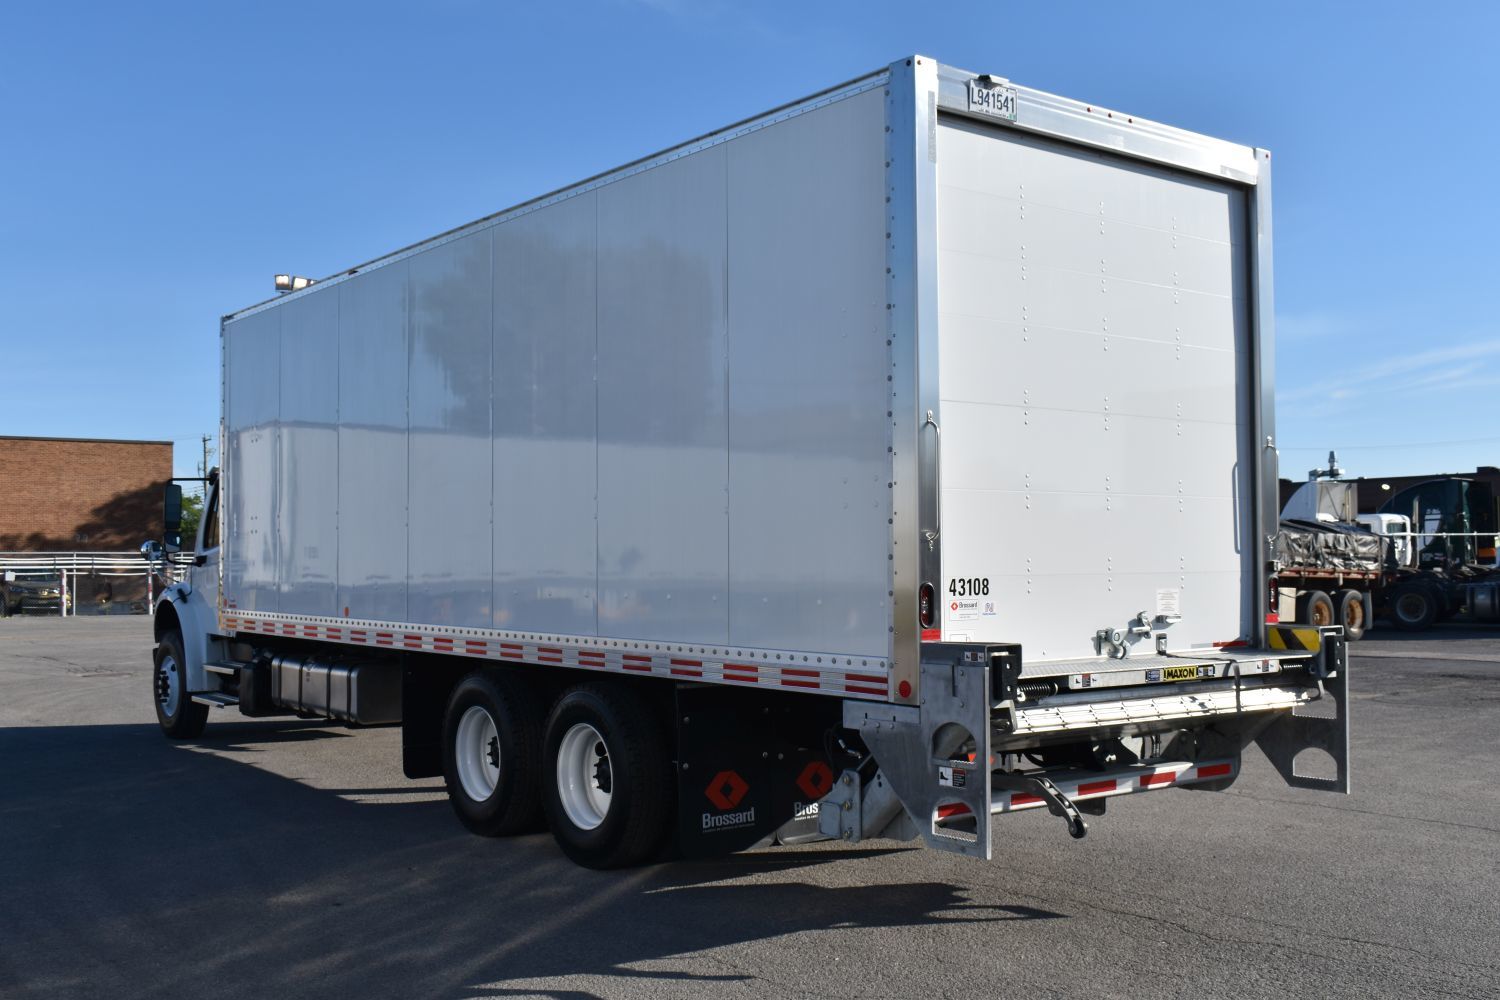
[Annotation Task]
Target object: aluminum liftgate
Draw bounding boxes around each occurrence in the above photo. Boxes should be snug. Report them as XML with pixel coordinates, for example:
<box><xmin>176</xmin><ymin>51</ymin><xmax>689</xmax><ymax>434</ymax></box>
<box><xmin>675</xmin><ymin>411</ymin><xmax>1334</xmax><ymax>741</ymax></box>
<box><xmin>820</xmin><ymin>627</ymin><xmax>1349</xmax><ymax>857</ymax></box>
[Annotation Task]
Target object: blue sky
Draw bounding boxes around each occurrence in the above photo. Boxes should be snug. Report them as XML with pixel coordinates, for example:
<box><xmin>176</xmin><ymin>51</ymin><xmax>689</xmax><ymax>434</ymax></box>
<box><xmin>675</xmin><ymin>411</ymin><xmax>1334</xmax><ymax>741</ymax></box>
<box><xmin>2</xmin><ymin>2</ymin><xmax>1495</xmax><ymax>482</ymax></box>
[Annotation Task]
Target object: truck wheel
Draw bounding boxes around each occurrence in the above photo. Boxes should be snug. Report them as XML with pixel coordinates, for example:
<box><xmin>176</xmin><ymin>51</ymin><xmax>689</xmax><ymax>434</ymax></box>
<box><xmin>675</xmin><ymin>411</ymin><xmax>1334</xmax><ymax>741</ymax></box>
<box><xmin>442</xmin><ymin>672</ymin><xmax>544</xmax><ymax>837</ymax></box>
<box><xmin>1388</xmin><ymin>582</ymin><xmax>1438</xmax><ymax>631</ymax></box>
<box><xmin>1332</xmin><ymin>589</ymin><xmax>1367</xmax><ymax>640</ymax></box>
<box><xmin>542</xmin><ymin>684</ymin><xmax>672</xmax><ymax>869</ymax></box>
<box><xmin>1298</xmin><ymin>590</ymin><xmax>1335</xmax><ymax>628</ymax></box>
<box><xmin>154</xmin><ymin>629</ymin><xmax>209</xmax><ymax>739</ymax></box>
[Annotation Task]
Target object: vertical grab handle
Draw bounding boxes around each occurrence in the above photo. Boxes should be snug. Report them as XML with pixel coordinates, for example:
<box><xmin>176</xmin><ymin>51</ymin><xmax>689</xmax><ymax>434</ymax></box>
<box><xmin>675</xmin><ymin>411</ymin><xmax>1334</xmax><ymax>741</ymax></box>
<box><xmin>1262</xmin><ymin>437</ymin><xmax>1280</xmax><ymax>547</ymax></box>
<box><xmin>923</xmin><ymin>410</ymin><xmax>941</xmax><ymax>552</ymax></box>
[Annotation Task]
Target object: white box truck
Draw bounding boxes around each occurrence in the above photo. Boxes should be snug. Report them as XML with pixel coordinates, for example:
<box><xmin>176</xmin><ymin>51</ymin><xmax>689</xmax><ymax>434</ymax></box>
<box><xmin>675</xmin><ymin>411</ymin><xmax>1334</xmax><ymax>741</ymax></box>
<box><xmin>147</xmin><ymin>56</ymin><xmax>1348</xmax><ymax>869</ymax></box>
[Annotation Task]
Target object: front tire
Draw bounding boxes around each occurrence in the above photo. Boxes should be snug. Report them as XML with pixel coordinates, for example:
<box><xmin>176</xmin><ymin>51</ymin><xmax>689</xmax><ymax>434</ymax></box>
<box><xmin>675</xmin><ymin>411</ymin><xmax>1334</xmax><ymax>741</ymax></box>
<box><xmin>154</xmin><ymin>629</ymin><xmax>208</xmax><ymax>738</ymax></box>
<box><xmin>1389</xmin><ymin>581</ymin><xmax>1438</xmax><ymax>631</ymax></box>
<box><xmin>442</xmin><ymin>671</ymin><xmax>544</xmax><ymax>837</ymax></box>
<box><xmin>542</xmin><ymin>684</ymin><xmax>672</xmax><ymax>870</ymax></box>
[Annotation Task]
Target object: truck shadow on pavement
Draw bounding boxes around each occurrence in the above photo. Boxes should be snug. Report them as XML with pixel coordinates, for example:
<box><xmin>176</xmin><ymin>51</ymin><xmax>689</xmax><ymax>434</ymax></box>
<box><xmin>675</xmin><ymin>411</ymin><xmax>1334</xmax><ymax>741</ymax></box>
<box><xmin>0</xmin><ymin>720</ymin><xmax>1066</xmax><ymax>1000</ymax></box>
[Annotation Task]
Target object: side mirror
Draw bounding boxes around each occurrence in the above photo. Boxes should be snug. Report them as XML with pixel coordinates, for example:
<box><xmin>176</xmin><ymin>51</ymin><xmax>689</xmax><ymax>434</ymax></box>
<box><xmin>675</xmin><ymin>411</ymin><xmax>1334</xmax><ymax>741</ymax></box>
<box><xmin>163</xmin><ymin>483</ymin><xmax>184</xmax><ymax>549</ymax></box>
<box><xmin>140</xmin><ymin>540</ymin><xmax>165</xmax><ymax>562</ymax></box>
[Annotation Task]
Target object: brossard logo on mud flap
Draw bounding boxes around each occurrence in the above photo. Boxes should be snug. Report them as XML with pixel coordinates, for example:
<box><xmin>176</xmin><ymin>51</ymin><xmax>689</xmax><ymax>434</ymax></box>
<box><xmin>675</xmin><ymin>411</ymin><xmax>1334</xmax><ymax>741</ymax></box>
<box><xmin>703</xmin><ymin>770</ymin><xmax>755</xmax><ymax>832</ymax></box>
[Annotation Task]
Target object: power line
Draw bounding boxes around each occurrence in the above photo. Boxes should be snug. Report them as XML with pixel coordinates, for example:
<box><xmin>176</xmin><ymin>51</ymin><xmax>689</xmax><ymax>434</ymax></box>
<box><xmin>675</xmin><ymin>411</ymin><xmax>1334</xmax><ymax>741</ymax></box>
<box><xmin>1279</xmin><ymin>437</ymin><xmax>1500</xmax><ymax>452</ymax></box>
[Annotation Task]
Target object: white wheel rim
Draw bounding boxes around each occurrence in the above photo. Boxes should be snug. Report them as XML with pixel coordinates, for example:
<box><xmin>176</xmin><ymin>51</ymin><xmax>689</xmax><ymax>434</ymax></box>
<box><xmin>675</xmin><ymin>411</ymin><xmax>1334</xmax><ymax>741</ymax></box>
<box><xmin>556</xmin><ymin>722</ymin><xmax>612</xmax><ymax>831</ymax></box>
<box><xmin>455</xmin><ymin>705</ymin><xmax>501</xmax><ymax>802</ymax></box>
<box><xmin>156</xmin><ymin>653</ymin><xmax>180</xmax><ymax>717</ymax></box>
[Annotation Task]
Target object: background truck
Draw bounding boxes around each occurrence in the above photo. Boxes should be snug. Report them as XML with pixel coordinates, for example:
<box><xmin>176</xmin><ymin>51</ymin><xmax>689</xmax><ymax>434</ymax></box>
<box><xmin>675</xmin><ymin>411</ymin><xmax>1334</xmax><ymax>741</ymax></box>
<box><xmin>1275</xmin><ymin>464</ymin><xmax>1500</xmax><ymax>637</ymax></box>
<box><xmin>146</xmin><ymin>55</ymin><xmax>1348</xmax><ymax>869</ymax></box>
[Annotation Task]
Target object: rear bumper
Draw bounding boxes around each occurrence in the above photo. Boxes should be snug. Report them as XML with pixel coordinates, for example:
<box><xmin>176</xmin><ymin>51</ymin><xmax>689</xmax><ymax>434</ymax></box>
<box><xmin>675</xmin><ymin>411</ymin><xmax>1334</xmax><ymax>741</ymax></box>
<box><xmin>825</xmin><ymin>626</ymin><xmax>1349</xmax><ymax>859</ymax></box>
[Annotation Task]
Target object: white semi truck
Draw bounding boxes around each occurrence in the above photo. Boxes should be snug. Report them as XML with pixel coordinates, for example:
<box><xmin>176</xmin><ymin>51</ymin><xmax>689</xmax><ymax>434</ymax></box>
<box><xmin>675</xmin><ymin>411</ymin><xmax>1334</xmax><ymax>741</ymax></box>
<box><xmin>147</xmin><ymin>56</ymin><xmax>1348</xmax><ymax>869</ymax></box>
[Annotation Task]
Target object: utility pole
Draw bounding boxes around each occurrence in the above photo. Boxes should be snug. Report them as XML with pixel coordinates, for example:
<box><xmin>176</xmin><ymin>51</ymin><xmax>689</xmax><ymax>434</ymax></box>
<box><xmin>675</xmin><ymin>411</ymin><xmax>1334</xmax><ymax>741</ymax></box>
<box><xmin>201</xmin><ymin>434</ymin><xmax>212</xmax><ymax>479</ymax></box>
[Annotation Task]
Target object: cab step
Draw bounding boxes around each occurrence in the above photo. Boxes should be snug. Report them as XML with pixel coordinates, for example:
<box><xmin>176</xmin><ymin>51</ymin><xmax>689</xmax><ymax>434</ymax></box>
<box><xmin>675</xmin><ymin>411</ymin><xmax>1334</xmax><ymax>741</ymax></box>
<box><xmin>203</xmin><ymin>660</ymin><xmax>244</xmax><ymax>676</ymax></box>
<box><xmin>191</xmin><ymin>692</ymin><xmax>239</xmax><ymax>709</ymax></box>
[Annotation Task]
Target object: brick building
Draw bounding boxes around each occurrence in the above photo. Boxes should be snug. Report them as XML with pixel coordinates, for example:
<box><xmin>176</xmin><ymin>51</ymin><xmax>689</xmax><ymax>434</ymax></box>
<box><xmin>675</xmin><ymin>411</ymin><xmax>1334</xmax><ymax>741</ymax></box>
<box><xmin>0</xmin><ymin>436</ymin><xmax>173</xmax><ymax>551</ymax></box>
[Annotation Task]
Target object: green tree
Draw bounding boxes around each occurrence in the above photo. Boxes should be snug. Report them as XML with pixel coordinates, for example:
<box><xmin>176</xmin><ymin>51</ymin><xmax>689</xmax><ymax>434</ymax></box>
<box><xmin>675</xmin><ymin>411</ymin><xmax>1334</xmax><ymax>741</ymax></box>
<box><xmin>178</xmin><ymin>493</ymin><xmax>204</xmax><ymax>550</ymax></box>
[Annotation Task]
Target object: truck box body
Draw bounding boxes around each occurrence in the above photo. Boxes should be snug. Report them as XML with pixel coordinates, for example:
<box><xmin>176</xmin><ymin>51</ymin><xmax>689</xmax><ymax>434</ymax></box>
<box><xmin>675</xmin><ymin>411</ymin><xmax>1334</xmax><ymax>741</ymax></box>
<box><xmin>218</xmin><ymin>58</ymin><xmax>1277</xmax><ymax>706</ymax></box>
<box><xmin>153</xmin><ymin>57</ymin><xmax>1353</xmax><ymax>867</ymax></box>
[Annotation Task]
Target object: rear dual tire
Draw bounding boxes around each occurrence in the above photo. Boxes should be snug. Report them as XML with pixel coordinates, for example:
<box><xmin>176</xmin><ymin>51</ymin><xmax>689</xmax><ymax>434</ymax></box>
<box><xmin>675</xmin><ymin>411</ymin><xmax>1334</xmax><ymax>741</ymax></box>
<box><xmin>442</xmin><ymin>674</ymin><xmax>674</xmax><ymax>868</ymax></box>
<box><xmin>442</xmin><ymin>672</ymin><xmax>545</xmax><ymax>837</ymax></box>
<box><xmin>541</xmin><ymin>684</ymin><xmax>673</xmax><ymax>870</ymax></box>
<box><xmin>1332</xmin><ymin>589</ymin><xmax>1368</xmax><ymax>641</ymax></box>
<box><xmin>1297</xmin><ymin>590</ymin><xmax>1335</xmax><ymax>630</ymax></box>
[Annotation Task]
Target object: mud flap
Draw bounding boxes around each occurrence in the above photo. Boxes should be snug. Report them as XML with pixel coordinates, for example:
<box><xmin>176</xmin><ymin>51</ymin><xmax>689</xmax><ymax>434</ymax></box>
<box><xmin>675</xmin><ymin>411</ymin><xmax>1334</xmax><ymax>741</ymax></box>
<box><xmin>674</xmin><ymin>685</ymin><xmax>840</xmax><ymax>859</ymax></box>
<box><xmin>1255</xmin><ymin>628</ymin><xmax>1350</xmax><ymax>793</ymax></box>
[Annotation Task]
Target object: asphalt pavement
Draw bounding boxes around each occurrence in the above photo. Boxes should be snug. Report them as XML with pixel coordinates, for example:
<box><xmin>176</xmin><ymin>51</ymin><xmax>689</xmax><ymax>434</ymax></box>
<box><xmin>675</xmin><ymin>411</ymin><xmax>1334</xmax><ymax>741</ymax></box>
<box><xmin>2</xmin><ymin>616</ymin><xmax>1497</xmax><ymax>999</ymax></box>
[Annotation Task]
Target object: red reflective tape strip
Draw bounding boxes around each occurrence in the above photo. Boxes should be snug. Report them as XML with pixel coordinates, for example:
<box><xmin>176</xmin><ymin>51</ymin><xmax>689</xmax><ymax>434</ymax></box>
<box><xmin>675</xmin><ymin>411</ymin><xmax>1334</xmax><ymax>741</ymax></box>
<box><xmin>500</xmin><ymin>643</ymin><xmax>523</xmax><ymax>651</ymax></box>
<box><xmin>326</xmin><ymin>628</ymin><xmax>342</xmax><ymax>639</ymax></box>
<box><xmin>845</xmin><ymin>673</ymin><xmax>885</xmax><ymax>684</ymax></box>
<box><xmin>404</xmin><ymin>634</ymin><xmax>424</xmax><ymax>649</ymax></box>
<box><xmin>282</xmin><ymin>625</ymin><xmax>296</xmax><ymax>635</ymax></box>
<box><xmin>465</xmin><ymin>640</ymin><xmax>487</xmax><ymax>651</ymax></box>
<box><xmin>622</xmin><ymin>662</ymin><xmax>652</xmax><ymax>672</ymax></box>
<box><xmin>1139</xmin><ymin>772</ymin><xmax>1177</xmax><ymax>789</ymax></box>
<box><xmin>1011</xmin><ymin>793</ymin><xmax>1043</xmax><ymax>806</ymax></box>
<box><xmin>668</xmin><ymin>656</ymin><xmax>702</xmax><ymax>676</ymax></box>
<box><xmin>622</xmin><ymin>654</ymin><xmax>652</xmax><ymax>663</ymax></box>
<box><xmin>538</xmin><ymin>646</ymin><xmax>562</xmax><ymax>654</ymax></box>
<box><xmin>844</xmin><ymin>684</ymin><xmax>886</xmax><ymax>696</ymax></box>
<box><xmin>1213</xmin><ymin>639</ymin><xmax>1249</xmax><ymax>648</ymax></box>
<box><xmin>921</xmin><ymin>628</ymin><xmax>942</xmax><ymax>642</ymax></box>
<box><xmin>936</xmin><ymin>803</ymin><xmax>972</xmax><ymax>819</ymax></box>
<box><xmin>723</xmin><ymin>663</ymin><xmax>758</xmax><ymax>674</ymax></box>
<box><xmin>1077</xmin><ymin>779</ymin><xmax>1116</xmax><ymax>796</ymax></box>
<box><xmin>783</xmin><ymin>668</ymin><xmax>818</xmax><ymax>678</ymax></box>
<box><xmin>302</xmin><ymin>626</ymin><xmax>318</xmax><ymax>636</ymax></box>
<box><xmin>1196</xmin><ymin>763</ymin><xmax>1233</xmax><ymax>779</ymax></box>
<box><xmin>781</xmin><ymin>678</ymin><xmax>820</xmax><ymax>689</ymax></box>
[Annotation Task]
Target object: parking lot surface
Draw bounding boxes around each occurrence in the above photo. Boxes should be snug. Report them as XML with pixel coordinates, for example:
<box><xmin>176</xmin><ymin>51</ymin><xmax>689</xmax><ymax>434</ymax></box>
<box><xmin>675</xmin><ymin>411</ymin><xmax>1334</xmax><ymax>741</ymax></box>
<box><xmin>2</xmin><ymin>616</ymin><xmax>1498</xmax><ymax>999</ymax></box>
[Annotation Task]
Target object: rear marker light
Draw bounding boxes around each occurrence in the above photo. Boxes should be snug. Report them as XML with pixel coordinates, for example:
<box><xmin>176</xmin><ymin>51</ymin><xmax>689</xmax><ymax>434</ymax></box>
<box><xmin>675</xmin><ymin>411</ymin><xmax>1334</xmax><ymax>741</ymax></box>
<box><xmin>919</xmin><ymin>583</ymin><xmax>935</xmax><ymax>629</ymax></box>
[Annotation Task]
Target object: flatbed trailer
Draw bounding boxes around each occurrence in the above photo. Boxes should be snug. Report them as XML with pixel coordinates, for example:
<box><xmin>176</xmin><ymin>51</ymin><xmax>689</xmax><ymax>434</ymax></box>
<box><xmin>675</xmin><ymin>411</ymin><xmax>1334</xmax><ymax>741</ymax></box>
<box><xmin>147</xmin><ymin>55</ymin><xmax>1348</xmax><ymax>869</ymax></box>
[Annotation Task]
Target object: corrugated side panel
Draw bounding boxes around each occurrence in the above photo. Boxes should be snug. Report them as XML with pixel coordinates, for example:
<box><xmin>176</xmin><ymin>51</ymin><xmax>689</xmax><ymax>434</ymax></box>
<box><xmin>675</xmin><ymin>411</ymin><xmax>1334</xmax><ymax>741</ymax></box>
<box><xmin>220</xmin><ymin>85</ymin><xmax>893</xmax><ymax>662</ymax></box>
<box><xmin>934</xmin><ymin>117</ymin><xmax>1255</xmax><ymax>661</ymax></box>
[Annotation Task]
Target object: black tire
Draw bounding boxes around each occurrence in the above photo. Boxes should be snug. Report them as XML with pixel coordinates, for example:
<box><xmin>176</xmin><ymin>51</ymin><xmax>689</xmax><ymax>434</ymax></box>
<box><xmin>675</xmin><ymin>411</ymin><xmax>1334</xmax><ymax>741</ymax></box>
<box><xmin>1299</xmin><ymin>590</ymin><xmax>1335</xmax><ymax>629</ymax></box>
<box><xmin>1332</xmin><ymin>589</ymin><xmax>1367</xmax><ymax>641</ymax></box>
<box><xmin>153</xmin><ymin>629</ymin><xmax>209</xmax><ymax>738</ymax></box>
<box><xmin>442</xmin><ymin>671</ymin><xmax>545</xmax><ymax>837</ymax></box>
<box><xmin>1388</xmin><ymin>581</ymin><xmax>1438</xmax><ymax>631</ymax></box>
<box><xmin>542</xmin><ymin>683</ymin><xmax>672</xmax><ymax>870</ymax></box>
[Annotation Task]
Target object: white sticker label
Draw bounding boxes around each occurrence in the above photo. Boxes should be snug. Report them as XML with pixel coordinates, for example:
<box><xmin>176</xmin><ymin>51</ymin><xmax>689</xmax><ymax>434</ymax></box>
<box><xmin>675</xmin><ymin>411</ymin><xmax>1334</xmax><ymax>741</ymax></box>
<box><xmin>1156</xmin><ymin>588</ymin><xmax>1182</xmax><ymax>617</ymax></box>
<box><xmin>968</xmin><ymin>80</ymin><xmax>1018</xmax><ymax>122</ymax></box>
<box><xmin>947</xmin><ymin>598</ymin><xmax>997</xmax><ymax>622</ymax></box>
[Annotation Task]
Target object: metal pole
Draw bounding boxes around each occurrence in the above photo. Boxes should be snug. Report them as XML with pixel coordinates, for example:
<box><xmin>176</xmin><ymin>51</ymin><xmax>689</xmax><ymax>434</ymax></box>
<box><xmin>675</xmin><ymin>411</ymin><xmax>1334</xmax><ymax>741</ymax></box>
<box><xmin>146</xmin><ymin>560</ymin><xmax>154</xmax><ymax>615</ymax></box>
<box><xmin>60</xmin><ymin>567</ymin><xmax>68</xmax><ymax>618</ymax></box>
